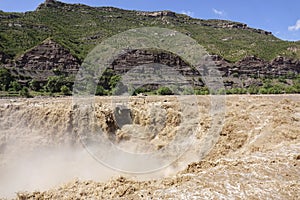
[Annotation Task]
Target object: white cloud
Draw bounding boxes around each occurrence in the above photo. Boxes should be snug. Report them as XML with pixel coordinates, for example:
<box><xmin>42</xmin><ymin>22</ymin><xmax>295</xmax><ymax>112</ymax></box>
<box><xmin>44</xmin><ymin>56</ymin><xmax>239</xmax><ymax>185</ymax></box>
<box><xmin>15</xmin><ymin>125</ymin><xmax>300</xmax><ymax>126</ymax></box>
<box><xmin>212</xmin><ymin>8</ymin><xmax>224</xmax><ymax>16</ymax></box>
<box><xmin>288</xmin><ymin>19</ymin><xmax>300</xmax><ymax>31</ymax></box>
<box><xmin>181</xmin><ymin>10</ymin><xmax>194</xmax><ymax>17</ymax></box>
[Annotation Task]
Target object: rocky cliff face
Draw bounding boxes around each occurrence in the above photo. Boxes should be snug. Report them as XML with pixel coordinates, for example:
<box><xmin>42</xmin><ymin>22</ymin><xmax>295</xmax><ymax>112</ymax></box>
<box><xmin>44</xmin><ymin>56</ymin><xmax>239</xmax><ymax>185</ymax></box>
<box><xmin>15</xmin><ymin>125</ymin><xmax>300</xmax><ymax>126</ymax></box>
<box><xmin>215</xmin><ymin>55</ymin><xmax>300</xmax><ymax>77</ymax></box>
<box><xmin>111</xmin><ymin>49</ymin><xmax>199</xmax><ymax>76</ymax></box>
<box><xmin>109</xmin><ymin>50</ymin><xmax>299</xmax><ymax>88</ymax></box>
<box><xmin>111</xmin><ymin>50</ymin><xmax>299</xmax><ymax>77</ymax></box>
<box><xmin>1</xmin><ymin>40</ymin><xmax>299</xmax><ymax>89</ymax></box>
<box><xmin>14</xmin><ymin>39</ymin><xmax>81</xmax><ymax>72</ymax></box>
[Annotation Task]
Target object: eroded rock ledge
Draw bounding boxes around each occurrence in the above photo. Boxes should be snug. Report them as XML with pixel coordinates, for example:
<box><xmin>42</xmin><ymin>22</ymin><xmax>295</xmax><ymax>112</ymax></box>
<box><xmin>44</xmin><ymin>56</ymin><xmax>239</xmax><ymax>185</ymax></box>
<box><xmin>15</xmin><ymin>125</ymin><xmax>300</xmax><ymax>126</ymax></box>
<box><xmin>13</xmin><ymin>39</ymin><xmax>81</xmax><ymax>72</ymax></box>
<box><xmin>1</xmin><ymin>39</ymin><xmax>299</xmax><ymax>89</ymax></box>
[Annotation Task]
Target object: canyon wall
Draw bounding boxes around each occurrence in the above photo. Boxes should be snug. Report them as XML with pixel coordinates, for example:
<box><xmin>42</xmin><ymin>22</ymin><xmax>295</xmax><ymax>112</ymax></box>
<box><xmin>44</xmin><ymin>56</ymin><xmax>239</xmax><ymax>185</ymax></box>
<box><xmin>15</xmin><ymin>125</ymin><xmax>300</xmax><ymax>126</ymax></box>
<box><xmin>1</xmin><ymin>40</ymin><xmax>299</xmax><ymax>89</ymax></box>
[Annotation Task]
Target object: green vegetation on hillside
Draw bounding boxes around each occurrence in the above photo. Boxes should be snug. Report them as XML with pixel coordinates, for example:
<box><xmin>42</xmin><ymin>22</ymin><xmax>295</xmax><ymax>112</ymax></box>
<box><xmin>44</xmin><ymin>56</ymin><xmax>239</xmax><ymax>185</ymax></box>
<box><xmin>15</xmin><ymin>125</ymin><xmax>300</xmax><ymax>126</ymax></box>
<box><xmin>0</xmin><ymin>1</ymin><xmax>300</xmax><ymax>63</ymax></box>
<box><xmin>1</xmin><ymin>67</ymin><xmax>299</xmax><ymax>97</ymax></box>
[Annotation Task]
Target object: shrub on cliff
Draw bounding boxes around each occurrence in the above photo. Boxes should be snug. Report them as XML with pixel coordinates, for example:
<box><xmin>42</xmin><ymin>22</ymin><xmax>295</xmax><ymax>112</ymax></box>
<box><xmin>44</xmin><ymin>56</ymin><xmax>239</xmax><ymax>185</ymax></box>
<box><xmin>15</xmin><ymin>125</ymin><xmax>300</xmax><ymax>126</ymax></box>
<box><xmin>157</xmin><ymin>86</ymin><xmax>174</xmax><ymax>95</ymax></box>
<box><xmin>9</xmin><ymin>81</ymin><xmax>22</xmax><ymax>91</ymax></box>
<box><xmin>60</xmin><ymin>85</ymin><xmax>71</xmax><ymax>95</ymax></box>
<box><xmin>29</xmin><ymin>79</ymin><xmax>43</xmax><ymax>91</ymax></box>
<box><xmin>0</xmin><ymin>68</ymin><xmax>14</xmax><ymax>91</ymax></box>
<box><xmin>19</xmin><ymin>87</ymin><xmax>32</xmax><ymax>98</ymax></box>
<box><xmin>45</xmin><ymin>76</ymin><xmax>72</xmax><ymax>93</ymax></box>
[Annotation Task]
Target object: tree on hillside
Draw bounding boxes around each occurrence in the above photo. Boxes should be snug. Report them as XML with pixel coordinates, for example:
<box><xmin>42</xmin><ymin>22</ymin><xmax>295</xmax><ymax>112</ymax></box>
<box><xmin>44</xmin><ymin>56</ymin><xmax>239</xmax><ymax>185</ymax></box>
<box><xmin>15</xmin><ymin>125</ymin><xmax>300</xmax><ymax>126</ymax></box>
<box><xmin>157</xmin><ymin>86</ymin><xmax>174</xmax><ymax>95</ymax></box>
<box><xmin>19</xmin><ymin>87</ymin><xmax>31</xmax><ymax>98</ymax></box>
<box><xmin>60</xmin><ymin>85</ymin><xmax>71</xmax><ymax>95</ymax></box>
<box><xmin>10</xmin><ymin>81</ymin><xmax>22</xmax><ymax>91</ymax></box>
<box><xmin>29</xmin><ymin>79</ymin><xmax>43</xmax><ymax>91</ymax></box>
<box><xmin>45</xmin><ymin>76</ymin><xmax>72</xmax><ymax>93</ymax></box>
<box><xmin>0</xmin><ymin>68</ymin><xmax>14</xmax><ymax>91</ymax></box>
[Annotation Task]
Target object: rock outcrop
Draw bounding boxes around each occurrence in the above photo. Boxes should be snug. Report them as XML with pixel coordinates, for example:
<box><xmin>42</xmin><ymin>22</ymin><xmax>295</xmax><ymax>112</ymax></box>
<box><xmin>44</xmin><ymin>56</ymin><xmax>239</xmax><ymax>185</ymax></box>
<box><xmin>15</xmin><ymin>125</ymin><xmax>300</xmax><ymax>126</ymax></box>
<box><xmin>14</xmin><ymin>39</ymin><xmax>81</xmax><ymax>72</ymax></box>
<box><xmin>216</xmin><ymin>22</ymin><xmax>272</xmax><ymax>35</ymax></box>
<box><xmin>196</xmin><ymin>20</ymin><xmax>272</xmax><ymax>35</ymax></box>
<box><xmin>2</xmin><ymin>43</ymin><xmax>299</xmax><ymax>89</ymax></box>
<box><xmin>0</xmin><ymin>13</ymin><xmax>20</xmax><ymax>19</ymax></box>
<box><xmin>111</xmin><ymin>49</ymin><xmax>198</xmax><ymax>76</ymax></box>
<box><xmin>137</xmin><ymin>11</ymin><xmax>176</xmax><ymax>18</ymax></box>
<box><xmin>112</xmin><ymin>51</ymin><xmax>299</xmax><ymax>90</ymax></box>
<box><xmin>229</xmin><ymin>56</ymin><xmax>300</xmax><ymax>77</ymax></box>
<box><xmin>36</xmin><ymin>0</ymin><xmax>66</xmax><ymax>10</ymax></box>
<box><xmin>110</xmin><ymin>50</ymin><xmax>299</xmax><ymax>86</ymax></box>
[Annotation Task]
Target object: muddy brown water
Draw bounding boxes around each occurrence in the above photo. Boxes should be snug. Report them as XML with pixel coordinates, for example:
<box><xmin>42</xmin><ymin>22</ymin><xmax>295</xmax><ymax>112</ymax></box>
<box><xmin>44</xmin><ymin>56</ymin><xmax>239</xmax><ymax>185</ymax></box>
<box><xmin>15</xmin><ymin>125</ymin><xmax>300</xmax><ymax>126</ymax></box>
<box><xmin>0</xmin><ymin>95</ymin><xmax>299</xmax><ymax>199</ymax></box>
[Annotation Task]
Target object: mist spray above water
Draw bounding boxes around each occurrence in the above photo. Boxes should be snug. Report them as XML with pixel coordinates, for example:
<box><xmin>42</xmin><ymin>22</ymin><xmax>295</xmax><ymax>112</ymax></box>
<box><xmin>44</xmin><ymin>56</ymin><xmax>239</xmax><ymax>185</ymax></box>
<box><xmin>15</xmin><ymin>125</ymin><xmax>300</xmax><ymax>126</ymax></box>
<box><xmin>0</xmin><ymin>143</ymin><xmax>117</xmax><ymax>198</ymax></box>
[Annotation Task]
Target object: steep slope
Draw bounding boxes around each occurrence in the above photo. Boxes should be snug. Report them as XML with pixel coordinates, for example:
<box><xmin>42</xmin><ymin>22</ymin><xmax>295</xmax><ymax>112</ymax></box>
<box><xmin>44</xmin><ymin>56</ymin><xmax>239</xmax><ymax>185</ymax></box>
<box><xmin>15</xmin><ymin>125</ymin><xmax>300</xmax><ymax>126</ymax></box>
<box><xmin>0</xmin><ymin>0</ymin><xmax>299</xmax><ymax>63</ymax></box>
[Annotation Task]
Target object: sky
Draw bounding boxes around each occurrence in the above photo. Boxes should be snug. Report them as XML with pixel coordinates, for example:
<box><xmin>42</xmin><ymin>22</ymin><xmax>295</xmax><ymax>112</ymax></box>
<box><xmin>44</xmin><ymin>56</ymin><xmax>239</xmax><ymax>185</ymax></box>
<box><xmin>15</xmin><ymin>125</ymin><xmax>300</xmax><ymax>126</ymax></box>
<box><xmin>0</xmin><ymin>0</ymin><xmax>299</xmax><ymax>41</ymax></box>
